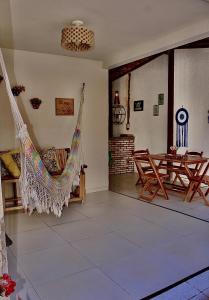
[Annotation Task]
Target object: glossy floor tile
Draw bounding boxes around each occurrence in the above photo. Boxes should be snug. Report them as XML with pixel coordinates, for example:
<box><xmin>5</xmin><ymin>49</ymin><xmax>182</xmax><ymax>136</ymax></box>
<box><xmin>153</xmin><ymin>283</ymin><xmax>200</xmax><ymax>300</ymax></box>
<box><xmin>10</xmin><ymin>227</ymin><xmax>67</xmax><ymax>256</ymax></box>
<box><xmin>52</xmin><ymin>218</ymin><xmax>113</xmax><ymax>242</ymax></box>
<box><xmin>35</xmin><ymin>268</ymin><xmax>132</xmax><ymax>300</ymax></box>
<box><xmin>39</xmin><ymin>206</ymin><xmax>88</xmax><ymax>226</ymax></box>
<box><xmin>72</xmin><ymin>232</ymin><xmax>140</xmax><ymax>267</ymax></box>
<box><xmin>5</xmin><ymin>212</ymin><xmax>47</xmax><ymax>235</ymax></box>
<box><xmin>187</xmin><ymin>271</ymin><xmax>209</xmax><ymax>293</ymax></box>
<box><xmin>7</xmin><ymin>249</ymin><xmax>41</xmax><ymax>300</ymax></box>
<box><xmin>17</xmin><ymin>244</ymin><xmax>93</xmax><ymax>287</ymax></box>
<box><xmin>101</xmin><ymin>248</ymin><xmax>191</xmax><ymax>299</ymax></box>
<box><xmin>5</xmin><ymin>190</ymin><xmax>209</xmax><ymax>300</ymax></box>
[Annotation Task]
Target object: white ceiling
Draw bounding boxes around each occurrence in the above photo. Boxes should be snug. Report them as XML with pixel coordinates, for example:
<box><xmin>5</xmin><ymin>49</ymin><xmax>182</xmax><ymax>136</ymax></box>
<box><xmin>0</xmin><ymin>0</ymin><xmax>209</xmax><ymax>67</ymax></box>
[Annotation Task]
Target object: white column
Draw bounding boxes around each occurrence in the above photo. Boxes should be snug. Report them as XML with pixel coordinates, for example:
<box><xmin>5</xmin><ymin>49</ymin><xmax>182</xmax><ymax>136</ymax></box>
<box><xmin>0</xmin><ymin>165</ymin><xmax>8</xmax><ymax>273</ymax></box>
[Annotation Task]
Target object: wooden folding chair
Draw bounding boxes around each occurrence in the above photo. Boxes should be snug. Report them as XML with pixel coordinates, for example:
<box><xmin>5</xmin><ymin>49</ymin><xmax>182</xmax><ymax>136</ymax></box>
<box><xmin>172</xmin><ymin>150</ymin><xmax>203</xmax><ymax>187</ymax></box>
<box><xmin>133</xmin><ymin>149</ymin><xmax>152</xmax><ymax>185</ymax></box>
<box><xmin>186</xmin><ymin>161</ymin><xmax>209</xmax><ymax>206</ymax></box>
<box><xmin>185</xmin><ymin>151</ymin><xmax>204</xmax><ymax>173</ymax></box>
<box><xmin>134</xmin><ymin>154</ymin><xmax>169</xmax><ymax>201</ymax></box>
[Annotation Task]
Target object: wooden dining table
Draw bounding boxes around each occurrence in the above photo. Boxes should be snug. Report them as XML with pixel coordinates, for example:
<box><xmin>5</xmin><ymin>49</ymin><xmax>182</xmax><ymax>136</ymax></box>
<box><xmin>150</xmin><ymin>153</ymin><xmax>208</xmax><ymax>203</ymax></box>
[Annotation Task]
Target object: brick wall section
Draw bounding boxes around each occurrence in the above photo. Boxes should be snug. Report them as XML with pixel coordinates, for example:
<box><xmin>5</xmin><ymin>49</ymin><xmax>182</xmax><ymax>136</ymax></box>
<box><xmin>109</xmin><ymin>136</ymin><xmax>135</xmax><ymax>175</ymax></box>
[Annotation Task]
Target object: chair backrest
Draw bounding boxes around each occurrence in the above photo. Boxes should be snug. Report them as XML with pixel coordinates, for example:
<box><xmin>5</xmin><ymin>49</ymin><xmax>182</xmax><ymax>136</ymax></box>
<box><xmin>191</xmin><ymin>162</ymin><xmax>209</xmax><ymax>187</ymax></box>
<box><xmin>133</xmin><ymin>153</ymin><xmax>158</xmax><ymax>179</ymax></box>
<box><xmin>185</xmin><ymin>150</ymin><xmax>204</xmax><ymax>174</ymax></box>
<box><xmin>133</xmin><ymin>149</ymin><xmax>150</xmax><ymax>157</ymax></box>
<box><xmin>185</xmin><ymin>150</ymin><xmax>203</xmax><ymax>157</ymax></box>
<box><xmin>133</xmin><ymin>150</ymin><xmax>150</xmax><ymax>178</ymax></box>
<box><xmin>201</xmin><ymin>162</ymin><xmax>209</xmax><ymax>177</ymax></box>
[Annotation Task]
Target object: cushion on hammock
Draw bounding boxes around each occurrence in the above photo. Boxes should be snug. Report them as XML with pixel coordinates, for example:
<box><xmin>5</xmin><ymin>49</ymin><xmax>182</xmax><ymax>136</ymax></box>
<box><xmin>55</xmin><ymin>148</ymin><xmax>69</xmax><ymax>171</ymax></box>
<box><xmin>0</xmin><ymin>153</ymin><xmax>20</xmax><ymax>178</ymax></box>
<box><xmin>40</xmin><ymin>147</ymin><xmax>61</xmax><ymax>174</ymax></box>
<box><xmin>10</xmin><ymin>149</ymin><xmax>21</xmax><ymax>169</ymax></box>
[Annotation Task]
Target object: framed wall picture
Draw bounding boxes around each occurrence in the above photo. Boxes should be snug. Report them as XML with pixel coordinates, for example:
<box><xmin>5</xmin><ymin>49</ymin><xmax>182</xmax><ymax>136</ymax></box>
<box><xmin>158</xmin><ymin>93</ymin><xmax>164</xmax><ymax>105</ymax></box>
<box><xmin>134</xmin><ymin>100</ymin><xmax>144</xmax><ymax>111</ymax></box>
<box><xmin>153</xmin><ymin>104</ymin><xmax>159</xmax><ymax>116</ymax></box>
<box><xmin>55</xmin><ymin>98</ymin><xmax>74</xmax><ymax>116</ymax></box>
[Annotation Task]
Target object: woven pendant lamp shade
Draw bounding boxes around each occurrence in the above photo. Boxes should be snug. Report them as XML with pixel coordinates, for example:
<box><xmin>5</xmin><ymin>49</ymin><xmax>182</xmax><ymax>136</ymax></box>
<box><xmin>61</xmin><ymin>20</ymin><xmax>95</xmax><ymax>51</ymax></box>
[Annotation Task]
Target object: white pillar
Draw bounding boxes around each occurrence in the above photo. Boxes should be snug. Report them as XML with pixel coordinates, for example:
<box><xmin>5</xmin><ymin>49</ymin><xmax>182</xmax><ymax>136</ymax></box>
<box><xmin>0</xmin><ymin>165</ymin><xmax>9</xmax><ymax>300</ymax></box>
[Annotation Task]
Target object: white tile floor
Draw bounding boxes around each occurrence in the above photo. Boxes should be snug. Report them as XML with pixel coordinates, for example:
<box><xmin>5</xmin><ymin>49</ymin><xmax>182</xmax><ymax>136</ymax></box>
<box><xmin>5</xmin><ymin>191</ymin><xmax>209</xmax><ymax>300</ymax></box>
<box><xmin>110</xmin><ymin>173</ymin><xmax>209</xmax><ymax>222</ymax></box>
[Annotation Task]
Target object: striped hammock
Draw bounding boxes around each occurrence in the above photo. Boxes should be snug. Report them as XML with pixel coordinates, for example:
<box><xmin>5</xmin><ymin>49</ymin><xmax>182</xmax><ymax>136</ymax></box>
<box><xmin>0</xmin><ymin>49</ymin><xmax>85</xmax><ymax>217</ymax></box>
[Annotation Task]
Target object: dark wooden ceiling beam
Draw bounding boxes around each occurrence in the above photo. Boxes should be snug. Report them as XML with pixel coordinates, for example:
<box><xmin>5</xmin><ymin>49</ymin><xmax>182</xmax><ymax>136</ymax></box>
<box><xmin>109</xmin><ymin>37</ymin><xmax>209</xmax><ymax>83</ymax></box>
<box><xmin>109</xmin><ymin>52</ymin><xmax>166</xmax><ymax>82</ymax></box>
<box><xmin>177</xmin><ymin>37</ymin><xmax>209</xmax><ymax>49</ymax></box>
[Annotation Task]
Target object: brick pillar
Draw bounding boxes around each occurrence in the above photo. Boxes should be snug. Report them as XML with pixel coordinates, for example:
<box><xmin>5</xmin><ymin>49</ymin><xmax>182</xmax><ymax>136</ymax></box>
<box><xmin>109</xmin><ymin>135</ymin><xmax>135</xmax><ymax>175</ymax></box>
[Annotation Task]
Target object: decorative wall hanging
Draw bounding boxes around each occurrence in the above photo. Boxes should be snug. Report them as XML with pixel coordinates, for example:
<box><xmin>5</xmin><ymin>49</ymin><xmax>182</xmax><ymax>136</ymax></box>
<box><xmin>176</xmin><ymin>107</ymin><xmax>189</xmax><ymax>147</ymax></box>
<box><xmin>126</xmin><ymin>73</ymin><xmax>131</xmax><ymax>130</ymax></box>
<box><xmin>153</xmin><ymin>105</ymin><xmax>159</xmax><ymax>116</ymax></box>
<box><xmin>158</xmin><ymin>93</ymin><xmax>164</xmax><ymax>105</ymax></box>
<box><xmin>134</xmin><ymin>100</ymin><xmax>144</xmax><ymax>111</ymax></box>
<box><xmin>61</xmin><ymin>20</ymin><xmax>95</xmax><ymax>52</ymax></box>
<box><xmin>112</xmin><ymin>91</ymin><xmax>126</xmax><ymax>125</ymax></box>
<box><xmin>30</xmin><ymin>98</ymin><xmax>42</xmax><ymax>109</ymax></box>
<box><xmin>55</xmin><ymin>98</ymin><xmax>74</xmax><ymax>116</ymax></box>
<box><xmin>11</xmin><ymin>85</ymin><xmax>25</xmax><ymax>96</ymax></box>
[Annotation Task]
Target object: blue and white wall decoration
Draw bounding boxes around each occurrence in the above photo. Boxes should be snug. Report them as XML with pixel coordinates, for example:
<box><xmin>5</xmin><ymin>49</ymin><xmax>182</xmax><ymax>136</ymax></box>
<box><xmin>175</xmin><ymin>107</ymin><xmax>189</xmax><ymax>147</ymax></box>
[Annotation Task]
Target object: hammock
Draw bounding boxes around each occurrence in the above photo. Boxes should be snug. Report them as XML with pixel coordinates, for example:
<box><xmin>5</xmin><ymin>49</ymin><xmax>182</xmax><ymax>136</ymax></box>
<box><xmin>0</xmin><ymin>49</ymin><xmax>85</xmax><ymax>217</ymax></box>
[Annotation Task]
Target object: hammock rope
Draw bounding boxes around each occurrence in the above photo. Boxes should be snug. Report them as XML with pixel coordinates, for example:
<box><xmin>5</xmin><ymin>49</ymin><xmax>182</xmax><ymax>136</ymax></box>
<box><xmin>0</xmin><ymin>49</ymin><xmax>85</xmax><ymax>217</ymax></box>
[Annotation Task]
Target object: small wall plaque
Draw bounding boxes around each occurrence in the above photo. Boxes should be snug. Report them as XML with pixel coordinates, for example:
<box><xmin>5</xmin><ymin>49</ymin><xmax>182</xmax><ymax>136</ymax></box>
<box><xmin>153</xmin><ymin>104</ymin><xmax>159</xmax><ymax>116</ymax></box>
<box><xmin>158</xmin><ymin>93</ymin><xmax>164</xmax><ymax>105</ymax></box>
<box><xmin>55</xmin><ymin>98</ymin><xmax>74</xmax><ymax>116</ymax></box>
<box><xmin>134</xmin><ymin>100</ymin><xmax>144</xmax><ymax>111</ymax></box>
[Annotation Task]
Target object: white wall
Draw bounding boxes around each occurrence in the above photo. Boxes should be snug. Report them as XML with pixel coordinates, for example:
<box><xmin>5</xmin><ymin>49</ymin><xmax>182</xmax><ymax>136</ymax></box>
<box><xmin>112</xmin><ymin>55</ymin><xmax>168</xmax><ymax>154</ymax></box>
<box><xmin>174</xmin><ymin>49</ymin><xmax>209</xmax><ymax>157</ymax></box>
<box><xmin>0</xmin><ymin>49</ymin><xmax>108</xmax><ymax>193</ymax></box>
<box><xmin>112</xmin><ymin>50</ymin><xmax>209</xmax><ymax>158</ymax></box>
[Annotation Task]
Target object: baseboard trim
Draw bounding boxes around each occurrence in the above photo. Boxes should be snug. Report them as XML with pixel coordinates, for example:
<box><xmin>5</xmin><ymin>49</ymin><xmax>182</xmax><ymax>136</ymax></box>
<box><xmin>86</xmin><ymin>186</ymin><xmax>108</xmax><ymax>194</ymax></box>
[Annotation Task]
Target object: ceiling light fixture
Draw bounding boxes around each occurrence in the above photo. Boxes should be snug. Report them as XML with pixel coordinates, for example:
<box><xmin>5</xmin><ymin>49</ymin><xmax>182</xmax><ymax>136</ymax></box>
<box><xmin>61</xmin><ymin>20</ymin><xmax>95</xmax><ymax>52</ymax></box>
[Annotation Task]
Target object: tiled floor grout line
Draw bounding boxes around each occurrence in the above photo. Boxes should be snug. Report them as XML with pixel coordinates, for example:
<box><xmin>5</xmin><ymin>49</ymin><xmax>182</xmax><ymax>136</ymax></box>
<box><xmin>8</xmin><ymin>248</ymin><xmax>42</xmax><ymax>300</ymax></box>
<box><xmin>10</xmin><ymin>220</ymin><xmax>99</xmax><ymax>300</ymax></box>
<box><xmin>6</xmin><ymin>190</ymin><xmax>209</xmax><ymax>300</ymax></box>
<box><xmin>32</xmin><ymin>265</ymin><xmax>95</xmax><ymax>297</ymax></box>
<box><xmin>140</xmin><ymin>265</ymin><xmax>209</xmax><ymax>299</ymax></box>
<box><xmin>69</xmin><ymin>238</ymin><xmax>134</xmax><ymax>298</ymax></box>
<box><xmin>49</xmin><ymin>221</ymin><xmax>139</xmax><ymax>299</ymax></box>
<box><xmin>111</xmin><ymin>190</ymin><xmax>209</xmax><ymax>224</ymax></box>
<box><xmin>98</xmin><ymin>266</ymin><xmax>133</xmax><ymax>298</ymax></box>
<box><xmin>110</xmin><ymin>190</ymin><xmax>209</xmax><ymax>300</ymax></box>
<box><xmin>31</xmin><ymin>224</ymin><xmax>133</xmax><ymax>299</ymax></box>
